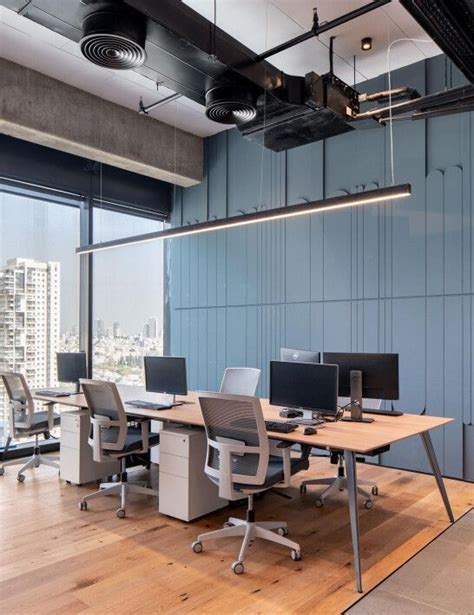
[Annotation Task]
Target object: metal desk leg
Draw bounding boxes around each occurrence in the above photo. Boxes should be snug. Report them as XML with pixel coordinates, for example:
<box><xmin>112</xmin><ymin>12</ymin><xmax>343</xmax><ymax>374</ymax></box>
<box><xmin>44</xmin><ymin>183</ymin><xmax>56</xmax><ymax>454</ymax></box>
<box><xmin>420</xmin><ymin>431</ymin><xmax>455</xmax><ymax>523</ymax></box>
<box><xmin>345</xmin><ymin>450</ymin><xmax>363</xmax><ymax>593</ymax></box>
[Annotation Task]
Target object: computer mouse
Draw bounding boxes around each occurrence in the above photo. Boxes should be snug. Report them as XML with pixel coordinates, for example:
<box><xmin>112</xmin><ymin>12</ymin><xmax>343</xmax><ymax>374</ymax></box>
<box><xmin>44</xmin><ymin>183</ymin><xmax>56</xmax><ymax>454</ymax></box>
<box><xmin>304</xmin><ymin>427</ymin><xmax>317</xmax><ymax>436</ymax></box>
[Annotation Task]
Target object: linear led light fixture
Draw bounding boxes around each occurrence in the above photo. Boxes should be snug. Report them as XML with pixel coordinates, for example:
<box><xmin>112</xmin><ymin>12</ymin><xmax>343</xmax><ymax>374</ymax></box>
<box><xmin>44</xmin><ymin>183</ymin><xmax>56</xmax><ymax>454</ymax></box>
<box><xmin>76</xmin><ymin>184</ymin><xmax>411</xmax><ymax>255</ymax></box>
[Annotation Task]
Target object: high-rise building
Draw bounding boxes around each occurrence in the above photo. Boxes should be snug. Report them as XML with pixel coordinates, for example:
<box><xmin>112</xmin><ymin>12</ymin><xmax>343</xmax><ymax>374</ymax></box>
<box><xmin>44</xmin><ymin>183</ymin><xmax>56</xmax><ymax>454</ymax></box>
<box><xmin>113</xmin><ymin>321</ymin><xmax>121</xmax><ymax>338</ymax></box>
<box><xmin>0</xmin><ymin>258</ymin><xmax>60</xmax><ymax>422</ymax></box>
<box><xmin>94</xmin><ymin>318</ymin><xmax>105</xmax><ymax>338</ymax></box>
<box><xmin>144</xmin><ymin>317</ymin><xmax>160</xmax><ymax>339</ymax></box>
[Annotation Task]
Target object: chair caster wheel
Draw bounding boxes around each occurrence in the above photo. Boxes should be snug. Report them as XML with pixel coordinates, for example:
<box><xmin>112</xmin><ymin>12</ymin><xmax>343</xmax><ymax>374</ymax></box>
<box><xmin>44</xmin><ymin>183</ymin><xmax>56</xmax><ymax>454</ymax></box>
<box><xmin>300</xmin><ymin>484</ymin><xmax>307</xmax><ymax>494</ymax></box>
<box><xmin>79</xmin><ymin>501</ymin><xmax>88</xmax><ymax>511</ymax></box>
<box><xmin>277</xmin><ymin>527</ymin><xmax>288</xmax><ymax>536</ymax></box>
<box><xmin>291</xmin><ymin>550</ymin><xmax>302</xmax><ymax>561</ymax></box>
<box><xmin>116</xmin><ymin>508</ymin><xmax>126</xmax><ymax>519</ymax></box>
<box><xmin>0</xmin><ymin>468</ymin><xmax>4</xmax><ymax>476</ymax></box>
<box><xmin>315</xmin><ymin>499</ymin><xmax>323</xmax><ymax>508</ymax></box>
<box><xmin>17</xmin><ymin>474</ymin><xmax>25</xmax><ymax>483</ymax></box>
<box><xmin>364</xmin><ymin>499</ymin><xmax>374</xmax><ymax>510</ymax></box>
<box><xmin>372</xmin><ymin>486</ymin><xmax>379</xmax><ymax>496</ymax></box>
<box><xmin>231</xmin><ymin>561</ymin><xmax>244</xmax><ymax>574</ymax></box>
<box><xmin>223</xmin><ymin>521</ymin><xmax>235</xmax><ymax>528</ymax></box>
<box><xmin>192</xmin><ymin>541</ymin><xmax>203</xmax><ymax>553</ymax></box>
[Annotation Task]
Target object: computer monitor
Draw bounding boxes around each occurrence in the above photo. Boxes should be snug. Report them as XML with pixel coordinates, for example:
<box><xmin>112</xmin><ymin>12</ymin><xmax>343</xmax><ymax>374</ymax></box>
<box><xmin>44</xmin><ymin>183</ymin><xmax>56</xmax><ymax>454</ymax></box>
<box><xmin>57</xmin><ymin>352</ymin><xmax>87</xmax><ymax>392</ymax></box>
<box><xmin>323</xmin><ymin>352</ymin><xmax>399</xmax><ymax>422</ymax></box>
<box><xmin>144</xmin><ymin>356</ymin><xmax>188</xmax><ymax>400</ymax></box>
<box><xmin>280</xmin><ymin>348</ymin><xmax>320</xmax><ymax>363</ymax></box>
<box><xmin>270</xmin><ymin>360</ymin><xmax>338</xmax><ymax>417</ymax></box>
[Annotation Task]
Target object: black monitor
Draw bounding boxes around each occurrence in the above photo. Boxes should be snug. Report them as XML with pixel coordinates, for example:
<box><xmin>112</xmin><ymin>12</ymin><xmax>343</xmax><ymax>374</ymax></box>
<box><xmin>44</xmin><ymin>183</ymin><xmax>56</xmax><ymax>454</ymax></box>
<box><xmin>280</xmin><ymin>348</ymin><xmax>320</xmax><ymax>363</ymax></box>
<box><xmin>323</xmin><ymin>352</ymin><xmax>399</xmax><ymax>400</ymax></box>
<box><xmin>270</xmin><ymin>360</ymin><xmax>338</xmax><ymax>416</ymax></box>
<box><xmin>57</xmin><ymin>352</ymin><xmax>87</xmax><ymax>392</ymax></box>
<box><xmin>144</xmin><ymin>356</ymin><xmax>188</xmax><ymax>400</ymax></box>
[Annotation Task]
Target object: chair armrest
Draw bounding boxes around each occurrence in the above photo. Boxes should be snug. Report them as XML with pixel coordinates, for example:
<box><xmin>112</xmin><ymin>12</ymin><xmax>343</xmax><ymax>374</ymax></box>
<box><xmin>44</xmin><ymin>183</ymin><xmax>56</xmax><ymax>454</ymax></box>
<box><xmin>276</xmin><ymin>441</ymin><xmax>293</xmax><ymax>449</ymax></box>
<box><xmin>45</xmin><ymin>402</ymin><xmax>56</xmax><ymax>431</ymax></box>
<box><xmin>208</xmin><ymin>439</ymin><xmax>261</xmax><ymax>456</ymax></box>
<box><xmin>139</xmin><ymin>419</ymin><xmax>150</xmax><ymax>452</ymax></box>
<box><xmin>89</xmin><ymin>416</ymin><xmax>121</xmax><ymax>462</ymax></box>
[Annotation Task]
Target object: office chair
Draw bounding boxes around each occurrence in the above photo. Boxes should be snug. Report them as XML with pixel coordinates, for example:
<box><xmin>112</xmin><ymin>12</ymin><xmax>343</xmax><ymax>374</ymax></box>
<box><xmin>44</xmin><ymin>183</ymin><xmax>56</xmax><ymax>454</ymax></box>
<box><xmin>219</xmin><ymin>367</ymin><xmax>261</xmax><ymax>396</ymax></box>
<box><xmin>0</xmin><ymin>372</ymin><xmax>60</xmax><ymax>482</ymax></box>
<box><xmin>300</xmin><ymin>450</ymin><xmax>378</xmax><ymax>509</ymax></box>
<box><xmin>78</xmin><ymin>379</ymin><xmax>159</xmax><ymax>518</ymax></box>
<box><xmin>191</xmin><ymin>392</ymin><xmax>310</xmax><ymax>574</ymax></box>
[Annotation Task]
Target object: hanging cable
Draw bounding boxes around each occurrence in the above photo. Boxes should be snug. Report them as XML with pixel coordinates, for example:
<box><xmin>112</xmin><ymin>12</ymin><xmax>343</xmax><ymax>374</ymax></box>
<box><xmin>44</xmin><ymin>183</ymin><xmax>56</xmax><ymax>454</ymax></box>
<box><xmin>386</xmin><ymin>38</ymin><xmax>431</xmax><ymax>185</ymax></box>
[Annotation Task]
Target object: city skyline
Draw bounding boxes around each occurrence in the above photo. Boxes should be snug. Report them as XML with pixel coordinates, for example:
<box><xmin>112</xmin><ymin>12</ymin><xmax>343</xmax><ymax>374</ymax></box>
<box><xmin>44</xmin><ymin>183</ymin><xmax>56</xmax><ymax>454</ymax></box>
<box><xmin>1</xmin><ymin>191</ymin><xmax>165</xmax><ymax>336</ymax></box>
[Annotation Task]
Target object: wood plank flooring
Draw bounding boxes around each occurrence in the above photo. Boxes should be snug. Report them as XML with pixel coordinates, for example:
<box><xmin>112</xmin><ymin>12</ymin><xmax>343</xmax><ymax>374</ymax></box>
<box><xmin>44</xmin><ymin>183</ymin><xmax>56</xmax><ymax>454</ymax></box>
<box><xmin>0</xmin><ymin>458</ymin><xmax>472</xmax><ymax>615</ymax></box>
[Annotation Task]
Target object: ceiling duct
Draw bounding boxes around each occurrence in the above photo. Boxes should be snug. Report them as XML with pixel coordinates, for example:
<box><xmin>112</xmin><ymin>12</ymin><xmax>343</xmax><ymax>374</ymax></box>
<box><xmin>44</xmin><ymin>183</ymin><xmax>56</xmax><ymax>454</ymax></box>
<box><xmin>205</xmin><ymin>84</ymin><xmax>257</xmax><ymax>125</ymax></box>
<box><xmin>14</xmin><ymin>0</ymin><xmax>473</xmax><ymax>152</ymax></box>
<box><xmin>80</xmin><ymin>5</ymin><xmax>147</xmax><ymax>69</ymax></box>
<box><xmin>400</xmin><ymin>0</ymin><xmax>474</xmax><ymax>83</ymax></box>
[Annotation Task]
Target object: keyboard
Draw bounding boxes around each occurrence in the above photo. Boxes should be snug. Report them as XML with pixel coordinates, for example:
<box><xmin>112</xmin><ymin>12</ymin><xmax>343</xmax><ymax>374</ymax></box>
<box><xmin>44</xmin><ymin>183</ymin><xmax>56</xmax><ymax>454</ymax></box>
<box><xmin>126</xmin><ymin>400</ymin><xmax>172</xmax><ymax>411</ymax></box>
<box><xmin>264</xmin><ymin>420</ymin><xmax>298</xmax><ymax>434</ymax></box>
<box><xmin>362</xmin><ymin>408</ymin><xmax>404</xmax><ymax>417</ymax></box>
<box><xmin>35</xmin><ymin>390</ymin><xmax>72</xmax><ymax>397</ymax></box>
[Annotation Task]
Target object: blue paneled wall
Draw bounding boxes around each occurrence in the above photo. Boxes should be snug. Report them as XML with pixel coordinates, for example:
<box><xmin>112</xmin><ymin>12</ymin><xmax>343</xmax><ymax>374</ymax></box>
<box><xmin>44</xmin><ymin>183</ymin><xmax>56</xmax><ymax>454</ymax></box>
<box><xmin>168</xmin><ymin>55</ymin><xmax>474</xmax><ymax>480</ymax></box>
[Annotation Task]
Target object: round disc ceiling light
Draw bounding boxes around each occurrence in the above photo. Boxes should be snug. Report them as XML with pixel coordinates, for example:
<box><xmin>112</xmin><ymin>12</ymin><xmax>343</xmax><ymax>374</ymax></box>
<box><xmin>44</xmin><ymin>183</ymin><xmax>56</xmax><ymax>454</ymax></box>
<box><xmin>80</xmin><ymin>9</ymin><xmax>147</xmax><ymax>70</ymax></box>
<box><xmin>205</xmin><ymin>85</ymin><xmax>257</xmax><ymax>125</ymax></box>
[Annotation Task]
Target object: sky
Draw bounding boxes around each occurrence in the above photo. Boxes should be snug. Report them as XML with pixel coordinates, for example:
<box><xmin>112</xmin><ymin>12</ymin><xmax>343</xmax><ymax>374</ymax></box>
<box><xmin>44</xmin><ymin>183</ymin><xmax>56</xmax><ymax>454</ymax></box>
<box><xmin>0</xmin><ymin>192</ymin><xmax>164</xmax><ymax>336</ymax></box>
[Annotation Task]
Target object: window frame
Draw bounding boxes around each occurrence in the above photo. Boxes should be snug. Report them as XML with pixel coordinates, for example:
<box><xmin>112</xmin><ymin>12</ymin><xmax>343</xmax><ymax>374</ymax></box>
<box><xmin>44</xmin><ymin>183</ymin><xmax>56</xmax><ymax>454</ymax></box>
<box><xmin>0</xmin><ymin>178</ymin><xmax>169</xmax><ymax>457</ymax></box>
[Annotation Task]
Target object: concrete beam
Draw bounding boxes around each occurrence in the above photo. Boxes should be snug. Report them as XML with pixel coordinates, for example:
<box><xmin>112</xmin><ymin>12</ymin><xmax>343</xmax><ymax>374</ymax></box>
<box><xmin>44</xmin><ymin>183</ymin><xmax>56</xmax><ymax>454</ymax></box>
<box><xmin>0</xmin><ymin>58</ymin><xmax>203</xmax><ymax>187</ymax></box>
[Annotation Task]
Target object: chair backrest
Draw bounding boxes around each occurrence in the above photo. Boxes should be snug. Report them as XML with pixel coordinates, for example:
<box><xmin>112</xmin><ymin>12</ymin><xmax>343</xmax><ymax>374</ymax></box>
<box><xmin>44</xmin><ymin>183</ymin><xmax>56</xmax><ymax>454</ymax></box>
<box><xmin>198</xmin><ymin>392</ymin><xmax>269</xmax><ymax>500</ymax></box>
<box><xmin>0</xmin><ymin>372</ymin><xmax>34</xmax><ymax>431</ymax></box>
<box><xmin>219</xmin><ymin>367</ymin><xmax>261</xmax><ymax>396</ymax></box>
<box><xmin>80</xmin><ymin>379</ymin><xmax>128</xmax><ymax>460</ymax></box>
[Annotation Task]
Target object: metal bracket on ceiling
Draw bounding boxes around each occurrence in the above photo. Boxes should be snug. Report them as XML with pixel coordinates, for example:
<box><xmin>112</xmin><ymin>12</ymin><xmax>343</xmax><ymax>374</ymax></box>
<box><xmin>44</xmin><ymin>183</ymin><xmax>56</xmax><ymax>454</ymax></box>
<box><xmin>256</xmin><ymin>0</ymin><xmax>392</xmax><ymax>63</ymax></box>
<box><xmin>139</xmin><ymin>92</ymin><xmax>182</xmax><ymax>115</ymax></box>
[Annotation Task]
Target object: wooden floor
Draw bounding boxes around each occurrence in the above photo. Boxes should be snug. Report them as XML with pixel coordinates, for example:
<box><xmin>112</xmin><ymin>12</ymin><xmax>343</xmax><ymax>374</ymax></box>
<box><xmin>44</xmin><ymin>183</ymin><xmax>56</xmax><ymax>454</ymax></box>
<box><xmin>0</xmin><ymin>458</ymin><xmax>472</xmax><ymax>615</ymax></box>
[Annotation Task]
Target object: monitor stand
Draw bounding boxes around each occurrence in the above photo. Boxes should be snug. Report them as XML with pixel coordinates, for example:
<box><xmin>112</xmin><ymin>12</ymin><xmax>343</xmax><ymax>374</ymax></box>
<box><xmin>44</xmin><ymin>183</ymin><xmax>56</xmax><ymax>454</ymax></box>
<box><xmin>341</xmin><ymin>370</ymin><xmax>374</xmax><ymax>423</ymax></box>
<box><xmin>75</xmin><ymin>381</ymin><xmax>81</xmax><ymax>394</ymax></box>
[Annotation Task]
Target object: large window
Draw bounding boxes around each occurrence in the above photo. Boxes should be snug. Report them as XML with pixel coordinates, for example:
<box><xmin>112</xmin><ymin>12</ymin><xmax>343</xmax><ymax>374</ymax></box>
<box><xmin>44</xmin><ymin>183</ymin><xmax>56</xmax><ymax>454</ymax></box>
<box><xmin>0</xmin><ymin>187</ymin><xmax>81</xmax><ymax>442</ymax></box>
<box><xmin>92</xmin><ymin>207</ymin><xmax>165</xmax><ymax>384</ymax></box>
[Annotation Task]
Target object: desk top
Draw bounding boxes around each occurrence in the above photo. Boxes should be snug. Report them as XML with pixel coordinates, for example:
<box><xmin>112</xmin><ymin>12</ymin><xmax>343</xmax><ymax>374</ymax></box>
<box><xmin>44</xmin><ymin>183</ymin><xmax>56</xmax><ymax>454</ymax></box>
<box><xmin>33</xmin><ymin>389</ymin><xmax>453</xmax><ymax>454</ymax></box>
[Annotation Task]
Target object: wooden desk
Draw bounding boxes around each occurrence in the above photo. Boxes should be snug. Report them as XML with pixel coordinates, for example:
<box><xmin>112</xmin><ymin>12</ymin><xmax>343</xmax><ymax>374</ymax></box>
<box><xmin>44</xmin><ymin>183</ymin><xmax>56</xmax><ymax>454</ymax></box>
<box><xmin>33</xmin><ymin>388</ymin><xmax>454</xmax><ymax>593</ymax></box>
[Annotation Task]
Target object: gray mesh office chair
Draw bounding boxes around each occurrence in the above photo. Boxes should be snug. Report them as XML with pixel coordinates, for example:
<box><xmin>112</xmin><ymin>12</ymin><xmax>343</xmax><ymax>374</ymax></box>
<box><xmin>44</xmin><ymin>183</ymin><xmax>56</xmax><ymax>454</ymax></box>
<box><xmin>219</xmin><ymin>367</ymin><xmax>261</xmax><ymax>396</ymax></box>
<box><xmin>79</xmin><ymin>380</ymin><xmax>159</xmax><ymax>518</ymax></box>
<box><xmin>191</xmin><ymin>393</ymin><xmax>310</xmax><ymax>574</ymax></box>
<box><xmin>0</xmin><ymin>372</ymin><xmax>60</xmax><ymax>482</ymax></box>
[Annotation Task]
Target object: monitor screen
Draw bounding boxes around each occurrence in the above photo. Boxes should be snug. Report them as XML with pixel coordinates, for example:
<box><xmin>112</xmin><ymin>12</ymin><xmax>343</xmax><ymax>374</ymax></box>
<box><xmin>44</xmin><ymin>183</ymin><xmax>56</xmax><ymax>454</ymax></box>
<box><xmin>144</xmin><ymin>356</ymin><xmax>188</xmax><ymax>395</ymax></box>
<box><xmin>280</xmin><ymin>348</ymin><xmax>320</xmax><ymax>363</ymax></box>
<box><xmin>323</xmin><ymin>352</ymin><xmax>399</xmax><ymax>400</ymax></box>
<box><xmin>57</xmin><ymin>352</ymin><xmax>87</xmax><ymax>384</ymax></box>
<box><xmin>270</xmin><ymin>361</ymin><xmax>338</xmax><ymax>415</ymax></box>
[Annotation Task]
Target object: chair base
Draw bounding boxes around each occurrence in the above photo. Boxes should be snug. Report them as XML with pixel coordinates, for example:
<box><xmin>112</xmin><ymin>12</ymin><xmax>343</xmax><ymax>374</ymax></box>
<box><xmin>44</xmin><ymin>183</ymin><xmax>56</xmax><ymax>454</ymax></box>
<box><xmin>192</xmin><ymin>509</ymin><xmax>301</xmax><ymax>573</ymax></box>
<box><xmin>0</xmin><ymin>451</ymin><xmax>59</xmax><ymax>481</ymax></box>
<box><xmin>80</xmin><ymin>479</ymin><xmax>159</xmax><ymax>518</ymax></box>
<box><xmin>301</xmin><ymin>475</ymin><xmax>378</xmax><ymax>509</ymax></box>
